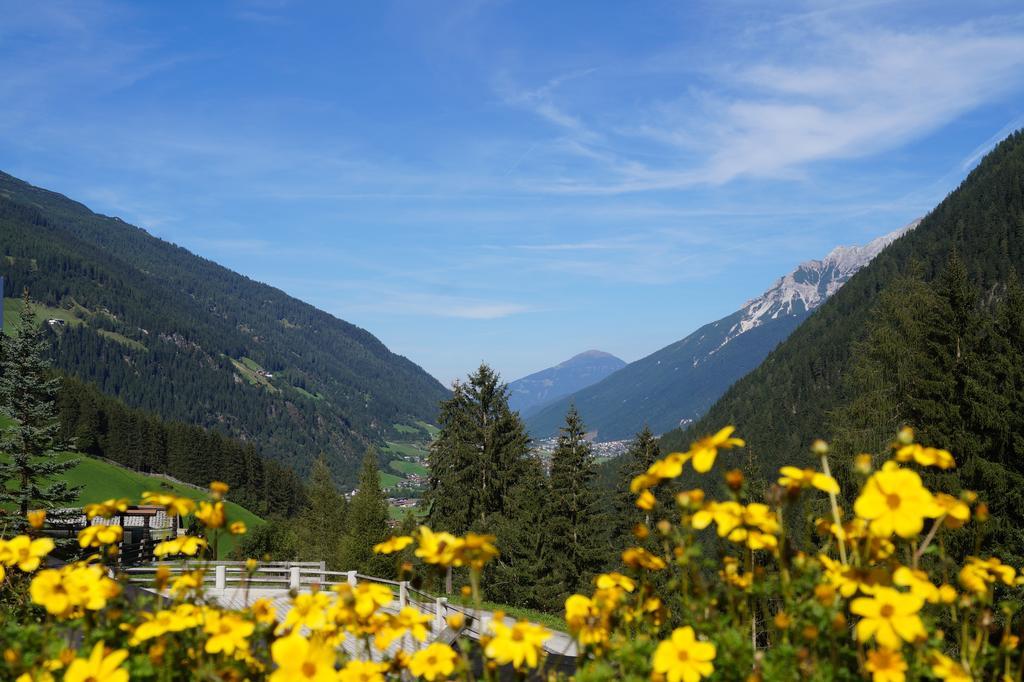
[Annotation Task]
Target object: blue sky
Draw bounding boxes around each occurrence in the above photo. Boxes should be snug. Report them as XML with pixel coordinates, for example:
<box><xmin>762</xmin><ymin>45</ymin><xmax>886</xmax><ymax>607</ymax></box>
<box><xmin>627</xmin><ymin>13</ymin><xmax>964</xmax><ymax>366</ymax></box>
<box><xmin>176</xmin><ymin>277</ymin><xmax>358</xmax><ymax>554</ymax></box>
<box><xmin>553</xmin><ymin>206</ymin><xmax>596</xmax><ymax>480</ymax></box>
<box><xmin>2</xmin><ymin>1</ymin><xmax>1024</xmax><ymax>385</ymax></box>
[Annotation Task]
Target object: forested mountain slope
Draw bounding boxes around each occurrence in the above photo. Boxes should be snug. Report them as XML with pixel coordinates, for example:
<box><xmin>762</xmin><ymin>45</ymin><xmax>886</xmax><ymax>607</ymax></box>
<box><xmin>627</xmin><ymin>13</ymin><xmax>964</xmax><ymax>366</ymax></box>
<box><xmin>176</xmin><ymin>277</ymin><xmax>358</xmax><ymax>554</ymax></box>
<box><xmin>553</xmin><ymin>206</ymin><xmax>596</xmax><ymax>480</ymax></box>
<box><xmin>526</xmin><ymin>226</ymin><xmax>909</xmax><ymax>441</ymax></box>
<box><xmin>0</xmin><ymin>172</ymin><xmax>449</xmax><ymax>484</ymax></box>
<box><xmin>660</xmin><ymin>130</ymin><xmax>1024</xmax><ymax>477</ymax></box>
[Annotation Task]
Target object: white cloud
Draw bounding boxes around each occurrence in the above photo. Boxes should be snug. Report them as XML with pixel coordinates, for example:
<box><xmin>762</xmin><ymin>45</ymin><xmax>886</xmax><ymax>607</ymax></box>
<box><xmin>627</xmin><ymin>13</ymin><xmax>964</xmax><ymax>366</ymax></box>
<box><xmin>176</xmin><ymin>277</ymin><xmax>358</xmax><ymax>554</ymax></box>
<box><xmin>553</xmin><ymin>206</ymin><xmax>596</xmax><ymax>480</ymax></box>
<box><xmin>499</xmin><ymin>12</ymin><xmax>1024</xmax><ymax>193</ymax></box>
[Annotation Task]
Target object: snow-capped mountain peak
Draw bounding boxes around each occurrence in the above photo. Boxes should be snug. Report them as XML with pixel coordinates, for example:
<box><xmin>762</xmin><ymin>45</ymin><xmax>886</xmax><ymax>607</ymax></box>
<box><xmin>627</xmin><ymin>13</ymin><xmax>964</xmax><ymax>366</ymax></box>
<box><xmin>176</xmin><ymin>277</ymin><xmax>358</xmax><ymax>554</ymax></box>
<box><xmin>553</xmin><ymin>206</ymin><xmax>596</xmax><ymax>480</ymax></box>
<box><xmin>717</xmin><ymin>220</ymin><xmax>920</xmax><ymax>352</ymax></box>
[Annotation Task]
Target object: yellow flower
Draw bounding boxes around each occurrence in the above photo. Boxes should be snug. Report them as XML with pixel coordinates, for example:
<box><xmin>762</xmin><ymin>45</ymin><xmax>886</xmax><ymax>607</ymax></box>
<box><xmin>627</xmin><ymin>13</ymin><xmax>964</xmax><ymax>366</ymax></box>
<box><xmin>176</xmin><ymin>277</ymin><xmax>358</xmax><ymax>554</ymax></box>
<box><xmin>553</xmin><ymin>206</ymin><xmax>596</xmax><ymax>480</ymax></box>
<box><xmin>0</xmin><ymin>535</ymin><xmax>54</xmax><ymax>572</ymax></box>
<box><xmin>170</xmin><ymin>570</ymin><xmax>206</xmax><ymax>596</ymax></box>
<box><xmin>930</xmin><ymin>653</ymin><xmax>971</xmax><ymax>681</ymax></box>
<box><xmin>895</xmin><ymin>443</ymin><xmax>955</xmax><ymax>469</ymax></box>
<box><xmin>853</xmin><ymin>465</ymin><xmax>938</xmax><ymax>538</ymax></box>
<box><xmin>652</xmin><ymin>625</ymin><xmax>716</xmax><ymax>682</ymax></box>
<box><xmin>635</xmin><ymin>490</ymin><xmax>656</xmax><ymax>510</ymax></box>
<box><xmin>691</xmin><ymin>501</ymin><xmax>743</xmax><ymax>537</ymax></box>
<box><xmin>84</xmin><ymin>498</ymin><xmax>129</xmax><ymax>520</ymax></box>
<box><xmin>229</xmin><ymin>520</ymin><xmax>247</xmax><ymax>535</ymax></box>
<box><xmin>374</xmin><ymin>606</ymin><xmax>433</xmax><ymax>648</ymax></box>
<box><xmin>778</xmin><ymin>466</ymin><xmax>840</xmax><ymax>494</ymax></box>
<box><xmin>195</xmin><ymin>501</ymin><xmax>226</xmax><ymax>528</ymax></box>
<box><xmin>851</xmin><ymin>587</ymin><xmax>926</xmax><ymax>649</ymax></box>
<box><xmin>622</xmin><ymin>546</ymin><xmax>667</xmax><ymax>571</ymax></box>
<box><xmin>415</xmin><ymin>526</ymin><xmax>463</xmax><ymax>566</ymax></box>
<box><xmin>30</xmin><ymin>569</ymin><xmax>73</xmax><ymax>616</ymax></box>
<box><xmin>141</xmin><ymin>492</ymin><xmax>195</xmax><ymax>516</ymax></box>
<box><xmin>452</xmin><ymin>532</ymin><xmax>499</xmax><ymax>568</ymax></box>
<box><xmin>958</xmin><ymin>556</ymin><xmax>1017</xmax><ymax>595</ymax></box>
<box><xmin>630</xmin><ymin>472</ymin><xmax>661</xmax><ymax>494</ymax></box>
<box><xmin>27</xmin><ymin>509</ymin><xmax>46</xmax><ymax>529</ymax></box>
<box><xmin>932</xmin><ymin>493</ymin><xmax>970</xmax><ymax>529</ymax></box>
<box><xmin>688</xmin><ymin>426</ymin><xmax>744</xmax><ymax>473</ymax></box>
<box><xmin>484</xmin><ymin>620</ymin><xmax>550</xmax><ymax>670</ymax></box>
<box><xmin>865</xmin><ymin>648</ymin><xmax>907</xmax><ymax>682</ymax></box>
<box><xmin>278</xmin><ymin>591</ymin><xmax>332</xmax><ymax>634</ymax></box>
<box><xmin>251</xmin><ymin>598</ymin><xmax>278</xmax><ymax>624</ymax></box>
<box><xmin>595</xmin><ymin>572</ymin><xmax>635</xmax><ymax>592</ymax></box>
<box><xmin>565</xmin><ymin>594</ymin><xmax>610</xmax><ymax>647</ymax></box>
<box><xmin>78</xmin><ymin>524</ymin><xmax>123</xmax><ymax>548</ymax></box>
<box><xmin>210</xmin><ymin>481</ymin><xmax>230</xmax><ymax>498</ymax></box>
<box><xmin>408</xmin><ymin>642</ymin><xmax>459</xmax><ymax>681</ymax></box>
<box><xmin>893</xmin><ymin>567</ymin><xmax>947</xmax><ymax>604</ymax></box>
<box><xmin>133</xmin><ymin>605</ymin><xmax>200</xmax><ymax>642</ymax></box>
<box><xmin>153</xmin><ymin>535</ymin><xmax>207</xmax><ymax>557</ymax></box>
<box><xmin>373</xmin><ymin>535</ymin><xmax>413</xmax><ymax>554</ymax></box>
<box><xmin>337</xmin><ymin>660</ymin><xmax>388</xmax><ymax>682</ymax></box>
<box><xmin>269</xmin><ymin>633</ymin><xmax>338</xmax><ymax>682</ymax></box>
<box><xmin>818</xmin><ymin>554</ymin><xmax>887</xmax><ymax>597</ymax></box>
<box><xmin>647</xmin><ymin>452</ymin><xmax>691</xmax><ymax>480</ymax></box>
<box><xmin>203</xmin><ymin>609</ymin><xmax>254</xmax><ymax>654</ymax></box>
<box><xmin>63</xmin><ymin>642</ymin><xmax>128</xmax><ymax>682</ymax></box>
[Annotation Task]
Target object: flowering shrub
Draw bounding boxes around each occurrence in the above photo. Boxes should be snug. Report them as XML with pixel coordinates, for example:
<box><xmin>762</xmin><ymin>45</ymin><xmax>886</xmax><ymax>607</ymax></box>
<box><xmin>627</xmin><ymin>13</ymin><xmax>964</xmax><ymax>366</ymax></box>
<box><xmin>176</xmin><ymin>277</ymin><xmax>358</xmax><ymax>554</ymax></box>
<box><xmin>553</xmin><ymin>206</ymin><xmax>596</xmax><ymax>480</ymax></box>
<box><xmin>1</xmin><ymin>428</ymin><xmax>1022</xmax><ymax>681</ymax></box>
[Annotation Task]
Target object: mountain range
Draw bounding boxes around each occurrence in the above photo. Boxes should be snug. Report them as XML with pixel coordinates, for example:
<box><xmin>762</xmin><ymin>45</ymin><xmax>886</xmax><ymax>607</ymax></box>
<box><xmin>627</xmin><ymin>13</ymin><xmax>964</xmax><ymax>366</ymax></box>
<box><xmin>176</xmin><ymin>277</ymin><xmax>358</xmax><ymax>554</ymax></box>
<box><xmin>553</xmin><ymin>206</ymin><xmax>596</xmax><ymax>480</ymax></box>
<box><xmin>507</xmin><ymin>350</ymin><xmax>625</xmax><ymax>417</ymax></box>
<box><xmin>659</xmin><ymin>129</ymin><xmax>1024</xmax><ymax>480</ymax></box>
<box><xmin>0</xmin><ymin>171</ymin><xmax>449</xmax><ymax>485</ymax></box>
<box><xmin>524</xmin><ymin>223</ymin><xmax>916</xmax><ymax>441</ymax></box>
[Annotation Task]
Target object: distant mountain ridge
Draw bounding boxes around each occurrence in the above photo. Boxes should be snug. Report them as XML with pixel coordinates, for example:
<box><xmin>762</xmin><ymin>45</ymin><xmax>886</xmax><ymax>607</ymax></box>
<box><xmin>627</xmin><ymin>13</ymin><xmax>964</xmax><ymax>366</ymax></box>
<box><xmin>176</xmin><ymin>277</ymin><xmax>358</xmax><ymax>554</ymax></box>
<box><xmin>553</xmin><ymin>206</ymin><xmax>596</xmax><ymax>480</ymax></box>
<box><xmin>525</xmin><ymin>223</ymin><xmax>916</xmax><ymax>441</ymax></box>
<box><xmin>0</xmin><ymin>171</ymin><xmax>449</xmax><ymax>485</ymax></box>
<box><xmin>508</xmin><ymin>350</ymin><xmax>626</xmax><ymax>417</ymax></box>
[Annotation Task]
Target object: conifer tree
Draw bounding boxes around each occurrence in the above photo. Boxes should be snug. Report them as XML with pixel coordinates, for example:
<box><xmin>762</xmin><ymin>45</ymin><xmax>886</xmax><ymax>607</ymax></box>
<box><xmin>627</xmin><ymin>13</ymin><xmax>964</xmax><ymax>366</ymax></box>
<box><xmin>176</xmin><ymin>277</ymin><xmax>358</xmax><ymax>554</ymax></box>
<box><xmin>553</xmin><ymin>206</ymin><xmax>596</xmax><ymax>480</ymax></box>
<box><xmin>611</xmin><ymin>426</ymin><xmax>662</xmax><ymax>550</ymax></box>
<box><xmin>0</xmin><ymin>291</ymin><xmax>78</xmax><ymax>527</ymax></box>
<box><xmin>339</xmin><ymin>448</ymin><xmax>391</xmax><ymax>575</ymax></box>
<box><xmin>425</xmin><ymin>364</ymin><xmax>530</xmax><ymax>533</ymax></box>
<box><xmin>488</xmin><ymin>453</ymin><xmax>550</xmax><ymax>608</ymax></box>
<box><xmin>296</xmin><ymin>456</ymin><xmax>348</xmax><ymax>568</ymax></box>
<box><xmin>537</xmin><ymin>406</ymin><xmax>605</xmax><ymax>609</ymax></box>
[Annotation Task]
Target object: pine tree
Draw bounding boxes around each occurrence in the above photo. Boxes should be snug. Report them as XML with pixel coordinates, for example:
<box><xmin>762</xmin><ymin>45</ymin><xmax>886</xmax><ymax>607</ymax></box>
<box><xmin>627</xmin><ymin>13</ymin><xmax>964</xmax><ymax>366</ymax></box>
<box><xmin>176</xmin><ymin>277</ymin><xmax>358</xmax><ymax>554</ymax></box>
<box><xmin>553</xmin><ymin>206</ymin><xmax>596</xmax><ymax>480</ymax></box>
<box><xmin>425</xmin><ymin>364</ymin><xmax>530</xmax><ymax>534</ymax></box>
<box><xmin>487</xmin><ymin>453</ymin><xmax>550</xmax><ymax>608</ymax></box>
<box><xmin>0</xmin><ymin>291</ymin><xmax>79</xmax><ymax>527</ymax></box>
<box><xmin>611</xmin><ymin>426</ymin><xmax>662</xmax><ymax>550</ymax></box>
<box><xmin>295</xmin><ymin>456</ymin><xmax>348</xmax><ymax>568</ymax></box>
<box><xmin>538</xmin><ymin>406</ymin><xmax>605</xmax><ymax>609</ymax></box>
<box><xmin>339</xmin><ymin>448</ymin><xmax>391</xmax><ymax>575</ymax></box>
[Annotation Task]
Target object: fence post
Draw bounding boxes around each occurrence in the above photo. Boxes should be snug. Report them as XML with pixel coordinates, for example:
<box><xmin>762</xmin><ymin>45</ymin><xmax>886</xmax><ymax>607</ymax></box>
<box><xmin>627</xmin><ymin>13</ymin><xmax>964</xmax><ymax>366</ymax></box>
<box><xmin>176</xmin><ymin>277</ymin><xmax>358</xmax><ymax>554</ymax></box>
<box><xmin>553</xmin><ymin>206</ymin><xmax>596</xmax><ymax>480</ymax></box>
<box><xmin>289</xmin><ymin>566</ymin><xmax>301</xmax><ymax>589</ymax></box>
<box><xmin>319</xmin><ymin>560</ymin><xmax>326</xmax><ymax>584</ymax></box>
<box><xmin>434</xmin><ymin>597</ymin><xmax>447</xmax><ymax>634</ymax></box>
<box><xmin>215</xmin><ymin>565</ymin><xmax>226</xmax><ymax>590</ymax></box>
<box><xmin>399</xmin><ymin>581</ymin><xmax>408</xmax><ymax>608</ymax></box>
<box><xmin>346</xmin><ymin>570</ymin><xmax>357</xmax><ymax>588</ymax></box>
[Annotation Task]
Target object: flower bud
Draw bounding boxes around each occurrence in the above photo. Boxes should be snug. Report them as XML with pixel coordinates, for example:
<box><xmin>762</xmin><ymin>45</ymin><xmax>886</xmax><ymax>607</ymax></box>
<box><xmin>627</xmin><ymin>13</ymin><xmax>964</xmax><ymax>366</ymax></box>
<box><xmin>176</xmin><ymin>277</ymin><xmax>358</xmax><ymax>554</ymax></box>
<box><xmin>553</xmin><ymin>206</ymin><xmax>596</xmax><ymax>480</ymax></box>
<box><xmin>975</xmin><ymin>503</ymin><xmax>990</xmax><ymax>522</ymax></box>
<box><xmin>810</xmin><ymin>439</ymin><xmax>829</xmax><ymax>456</ymax></box>
<box><xmin>27</xmin><ymin>509</ymin><xmax>46</xmax><ymax>529</ymax></box>
<box><xmin>725</xmin><ymin>469</ymin><xmax>744</xmax><ymax>491</ymax></box>
<box><xmin>773</xmin><ymin>612</ymin><xmax>791</xmax><ymax>630</ymax></box>
<box><xmin>897</xmin><ymin>426</ymin><xmax>914</xmax><ymax>445</ymax></box>
<box><xmin>854</xmin><ymin>454</ymin><xmax>873</xmax><ymax>474</ymax></box>
<box><xmin>632</xmin><ymin>523</ymin><xmax>650</xmax><ymax>540</ymax></box>
<box><xmin>656</xmin><ymin>519</ymin><xmax>672</xmax><ymax>535</ymax></box>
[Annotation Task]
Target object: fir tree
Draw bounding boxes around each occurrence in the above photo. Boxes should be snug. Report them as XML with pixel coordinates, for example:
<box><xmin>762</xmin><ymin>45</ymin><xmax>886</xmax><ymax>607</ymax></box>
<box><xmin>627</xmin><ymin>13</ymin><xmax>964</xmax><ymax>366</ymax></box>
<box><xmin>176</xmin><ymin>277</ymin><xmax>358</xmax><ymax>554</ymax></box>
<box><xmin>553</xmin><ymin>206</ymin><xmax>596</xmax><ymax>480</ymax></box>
<box><xmin>611</xmin><ymin>426</ymin><xmax>661</xmax><ymax>550</ymax></box>
<box><xmin>425</xmin><ymin>364</ymin><xmax>530</xmax><ymax>533</ymax></box>
<box><xmin>339</xmin><ymin>448</ymin><xmax>391</xmax><ymax>575</ymax></box>
<box><xmin>0</xmin><ymin>291</ymin><xmax>79</xmax><ymax>527</ymax></box>
<box><xmin>487</xmin><ymin>453</ymin><xmax>550</xmax><ymax>608</ymax></box>
<box><xmin>537</xmin><ymin>406</ymin><xmax>605</xmax><ymax>609</ymax></box>
<box><xmin>296</xmin><ymin>456</ymin><xmax>348</xmax><ymax>568</ymax></box>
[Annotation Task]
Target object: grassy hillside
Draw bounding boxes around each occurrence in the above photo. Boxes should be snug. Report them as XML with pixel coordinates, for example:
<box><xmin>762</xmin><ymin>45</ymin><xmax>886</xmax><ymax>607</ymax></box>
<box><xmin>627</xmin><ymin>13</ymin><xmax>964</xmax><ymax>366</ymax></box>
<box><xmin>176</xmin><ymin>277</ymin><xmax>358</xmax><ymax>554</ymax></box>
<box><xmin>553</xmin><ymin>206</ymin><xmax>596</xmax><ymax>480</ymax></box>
<box><xmin>60</xmin><ymin>453</ymin><xmax>263</xmax><ymax>558</ymax></box>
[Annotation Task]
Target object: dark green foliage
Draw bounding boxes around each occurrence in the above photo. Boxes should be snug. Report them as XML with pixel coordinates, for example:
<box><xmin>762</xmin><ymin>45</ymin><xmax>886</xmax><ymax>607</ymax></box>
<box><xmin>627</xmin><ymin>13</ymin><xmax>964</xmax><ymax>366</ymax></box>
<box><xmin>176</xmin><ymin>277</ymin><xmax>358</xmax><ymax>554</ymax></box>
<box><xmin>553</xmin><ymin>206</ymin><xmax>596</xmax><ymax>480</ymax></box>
<box><xmin>487</xmin><ymin>453</ymin><xmax>550</xmax><ymax>609</ymax></box>
<box><xmin>536</xmin><ymin>406</ymin><xmax>606</xmax><ymax>609</ymax></box>
<box><xmin>295</xmin><ymin>457</ymin><xmax>348</xmax><ymax>568</ymax></box>
<box><xmin>0</xmin><ymin>291</ymin><xmax>78</xmax><ymax>526</ymax></box>
<box><xmin>0</xmin><ymin>171</ymin><xmax>448</xmax><ymax>485</ymax></box>
<box><xmin>425</xmin><ymin>364</ymin><xmax>531</xmax><ymax>534</ymax></box>
<box><xmin>338</xmin><ymin>448</ymin><xmax>391</xmax><ymax>575</ymax></box>
<box><xmin>55</xmin><ymin>376</ymin><xmax>307</xmax><ymax>518</ymax></box>
<box><xmin>609</xmin><ymin>426</ymin><xmax>661</xmax><ymax>551</ymax></box>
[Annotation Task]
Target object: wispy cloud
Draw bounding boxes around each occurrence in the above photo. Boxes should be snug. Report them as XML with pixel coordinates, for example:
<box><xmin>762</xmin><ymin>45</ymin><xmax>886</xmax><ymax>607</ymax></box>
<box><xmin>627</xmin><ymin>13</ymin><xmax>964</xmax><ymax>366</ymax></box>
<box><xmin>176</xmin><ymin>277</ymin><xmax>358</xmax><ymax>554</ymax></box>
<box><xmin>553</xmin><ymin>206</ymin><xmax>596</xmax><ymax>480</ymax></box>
<box><xmin>497</xmin><ymin>12</ymin><xmax>1024</xmax><ymax>194</ymax></box>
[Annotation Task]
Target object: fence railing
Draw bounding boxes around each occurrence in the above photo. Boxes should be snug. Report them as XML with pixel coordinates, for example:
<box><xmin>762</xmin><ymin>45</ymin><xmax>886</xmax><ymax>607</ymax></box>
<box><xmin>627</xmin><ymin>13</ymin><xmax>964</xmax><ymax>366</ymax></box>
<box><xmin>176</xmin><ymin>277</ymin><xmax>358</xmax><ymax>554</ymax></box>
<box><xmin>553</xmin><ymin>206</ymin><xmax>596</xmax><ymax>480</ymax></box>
<box><xmin>124</xmin><ymin>561</ymin><xmax>469</xmax><ymax>635</ymax></box>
